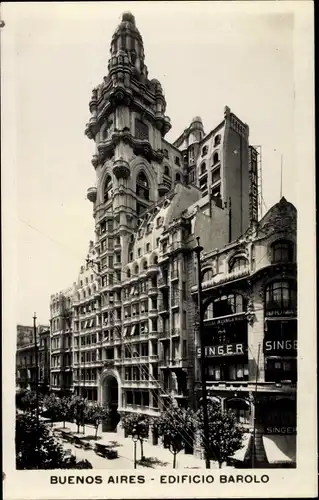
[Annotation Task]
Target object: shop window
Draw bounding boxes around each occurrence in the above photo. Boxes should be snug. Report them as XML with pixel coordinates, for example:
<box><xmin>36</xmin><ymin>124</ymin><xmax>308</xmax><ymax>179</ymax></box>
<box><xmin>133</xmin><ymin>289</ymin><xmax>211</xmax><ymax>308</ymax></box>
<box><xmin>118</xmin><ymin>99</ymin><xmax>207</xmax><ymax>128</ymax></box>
<box><xmin>271</xmin><ymin>240</ymin><xmax>294</xmax><ymax>263</ymax></box>
<box><xmin>265</xmin><ymin>281</ymin><xmax>297</xmax><ymax>313</ymax></box>
<box><xmin>229</xmin><ymin>256</ymin><xmax>248</xmax><ymax>273</ymax></box>
<box><xmin>103</xmin><ymin>175</ymin><xmax>112</xmax><ymax>203</ymax></box>
<box><xmin>226</xmin><ymin>399</ymin><xmax>250</xmax><ymax>424</ymax></box>
<box><xmin>265</xmin><ymin>358</ymin><xmax>297</xmax><ymax>383</ymax></box>
<box><xmin>136</xmin><ymin>171</ymin><xmax>150</xmax><ymax>200</ymax></box>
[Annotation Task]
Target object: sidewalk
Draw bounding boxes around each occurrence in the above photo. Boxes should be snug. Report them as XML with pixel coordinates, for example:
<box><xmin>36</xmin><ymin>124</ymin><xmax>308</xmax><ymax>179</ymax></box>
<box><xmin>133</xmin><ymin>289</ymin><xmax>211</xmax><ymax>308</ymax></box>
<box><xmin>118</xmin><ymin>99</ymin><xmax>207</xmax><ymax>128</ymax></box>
<box><xmin>52</xmin><ymin>421</ymin><xmax>233</xmax><ymax>470</ymax></box>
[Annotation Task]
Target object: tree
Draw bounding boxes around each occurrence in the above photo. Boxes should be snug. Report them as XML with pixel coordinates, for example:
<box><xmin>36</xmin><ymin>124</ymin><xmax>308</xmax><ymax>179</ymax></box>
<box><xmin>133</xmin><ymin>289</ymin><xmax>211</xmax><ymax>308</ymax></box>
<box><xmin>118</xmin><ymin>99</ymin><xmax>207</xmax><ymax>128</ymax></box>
<box><xmin>42</xmin><ymin>393</ymin><xmax>60</xmax><ymax>426</ymax></box>
<box><xmin>84</xmin><ymin>403</ymin><xmax>109</xmax><ymax>438</ymax></box>
<box><xmin>121</xmin><ymin>413</ymin><xmax>150</xmax><ymax>460</ymax></box>
<box><xmin>18</xmin><ymin>390</ymin><xmax>43</xmax><ymax>414</ymax></box>
<box><xmin>69</xmin><ymin>396</ymin><xmax>87</xmax><ymax>433</ymax></box>
<box><xmin>16</xmin><ymin>412</ymin><xmax>93</xmax><ymax>469</ymax></box>
<box><xmin>57</xmin><ymin>396</ymin><xmax>74</xmax><ymax>428</ymax></box>
<box><xmin>152</xmin><ymin>405</ymin><xmax>197</xmax><ymax>468</ymax></box>
<box><xmin>197</xmin><ymin>401</ymin><xmax>245</xmax><ymax>468</ymax></box>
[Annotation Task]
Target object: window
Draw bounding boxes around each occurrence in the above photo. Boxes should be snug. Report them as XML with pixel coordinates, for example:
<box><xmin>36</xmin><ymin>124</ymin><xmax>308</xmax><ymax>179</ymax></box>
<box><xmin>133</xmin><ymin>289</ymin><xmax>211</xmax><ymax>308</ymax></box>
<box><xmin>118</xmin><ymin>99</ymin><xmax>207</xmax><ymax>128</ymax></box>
<box><xmin>138</xmin><ymin>248</ymin><xmax>141</xmax><ymax>257</ymax></box>
<box><xmin>146</xmin><ymin>243</ymin><xmax>150</xmax><ymax>252</ymax></box>
<box><xmin>134</xmin><ymin>264</ymin><xmax>139</xmax><ymax>275</ymax></box>
<box><xmin>175</xmin><ymin>157</ymin><xmax>180</xmax><ymax>166</ymax></box>
<box><xmin>202</xmin><ymin>146</ymin><xmax>208</xmax><ymax>157</ymax></box>
<box><xmin>204</xmin><ymin>293</ymin><xmax>246</xmax><ymax>319</ymax></box>
<box><xmin>229</xmin><ymin>256</ymin><xmax>248</xmax><ymax>273</ymax></box>
<box><xmin>163</xmin><ymin>149</ymin><xmax>169</xmax><ymax>158</ymax></box>
<box><xmin>213</xmin><ymin>152</ymin><xmax>220</xmax><ymax>164</ymax></box>
<box><xmin>143</xmin><ymin>260</ymin><xmax>148</xmax><ymax>270</ymax></box>
<box><xmin>153</xmin><ymin>255</ymin><xmax>158</xmax><ymax>265</ymax></box>
<box><xmin>265</xmin><ymin>281</ymin><xmax>297</xmax><ymax>313</ymax></box>
<box><xmin>126</xmin><ymin>269</ymin><xmax>131</xmax><ymax>278</ymax></box>
<box><xmin>271</xmin><ymin>240</ymin><xmax>294</xmax><ymax>263</ymax></box>
<box><xmin>103</xmin><ymin>176</ymin><xmax>112</xmax><ymax>203</ymax></box>
<box><xmin>135</xmin><ymin>118</ymin><xmax>149</xmax><ymax>140</ymax></box>
<box><xmin>175</xmin><ymin>172</ymin><xmax>181</xmax><ymax>182</ymax></box>
<box><xmin>164</xmin><ymin>166</ymin><xmax>170</xmax><ymax>177</ymax></box>
<box><xmin>199</xmin><ymin>163</ymin><xmax>206</xmax><ymax>176</ymax></box>
<box><xmin>102</xmin><ymin>127</ymin><xmax>108</xmax><ymax>140</ymax></box>
<box><xmin>136</xmin><ymin>171</ymin><xmax>150</xmax><ymax>200</ymax></box>
<box><xmin>201</xmin><ymin>268</ymin><xmax>214</xmax><ymax>281</ymax></box>
<box><xmin>156</xmin><ymin>238</ymin><xmax>160</xmax><ymax>247</ymax></box>
<box><xmin>129</xmin><ymin>252</ymin><xmax>133</xmax><ymax>262</ymax></box>
<box><xmin>211</xmin><ymin>167</ymin><xmax>221</xmax><ymax>184</ymax></box>
<box><xmin>214</xmin><ymin>135</ymin><xmax>221</xmax><ymax>147</ymax></box>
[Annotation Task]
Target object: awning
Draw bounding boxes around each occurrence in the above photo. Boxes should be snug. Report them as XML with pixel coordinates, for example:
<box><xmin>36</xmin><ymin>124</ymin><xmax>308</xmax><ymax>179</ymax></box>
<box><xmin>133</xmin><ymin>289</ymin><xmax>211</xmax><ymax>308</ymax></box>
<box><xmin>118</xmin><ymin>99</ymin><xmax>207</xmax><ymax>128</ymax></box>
<box><xmin>262</xmin><ymin>434</ymin><xmax>296</xmax><ymax>464</ymax></box>
<box><xmin>229</xmin><ymin>433</ymin><xmax>252</xmax><ymax>462</ymax></box>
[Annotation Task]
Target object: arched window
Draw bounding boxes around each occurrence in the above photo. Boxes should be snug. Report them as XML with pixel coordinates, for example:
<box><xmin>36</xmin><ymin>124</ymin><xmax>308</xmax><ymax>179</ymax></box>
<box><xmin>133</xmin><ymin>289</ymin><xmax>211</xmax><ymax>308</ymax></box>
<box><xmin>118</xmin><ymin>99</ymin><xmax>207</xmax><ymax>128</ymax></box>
<box><xmin>204</xmin><ymin>293</ymin><xmax>246</xmax><ymax>319</ymax></box>
<box><xmin>265</xmin><ymin>281</ymin><xmax>297</xmax><ymax>312</ymax></box>
<box><xmin>153</xmin><ymin>255</ymin><xmax>158</xmax><ymax>265</ymax></box>
<box><xmin>271</xmin><ymin>240</ymin><xmax>294</xmax><ymax>263</ymax></box>
<box><xmin>77</xmin><ymin>293</ymin><xmax>80</xmax><ymax>301</ymax></box>
<box><xmin>127</xmin><ymin>269</ymin><xmax>131</xmax><ymax>278</ymax></box>
<box><xmin>134</xmin><ymin>264</ymin><xmax>139</xmax><ymax>275</ymax></box>
<box><xmin>213</xmin><ymin>152</ymin><xmax>219</xmax><ymax>164</ymax></box>
<box><xmin>88</xmin><ymin>288</ymin><xmax>91</xmax><ymax>296</ymax></box>
<box><xmin>136</xmin><ymin>171</ymin><xmax>149</xmax><ymax>200</ymax></box>
<box><xmin>164</xmin><ymin>165</ymin><xmax>170</xmax><ymax>177</ymax></box>
<box><xmin>201</xmin><ymin>268</ymin><xmax>214</xmax><ymax>282</ymax></box>
<box><xmin>200</xmin><ymin>162</ymin><xmax>207</xmax><ymax>175</ymax></box>
<box><xmin>143</xmin><ymin>260</ymin><xmax>148</xmax><ymax>270</ymax></box>
<box><xmin>103</xmin><ymin>175</ymin><xmax>112</xmax><ymax>202</ymax></box>
<box><xmin>83</xmin><ymin>290</ymin><xmax>86</xmax><ymax>299</ymax></box>
<box><xmin>214</xmin><ymin>135</ymin><xmax>221</xmax><ymax>147</ymax></box>
<box><xmin>202</xmin><ymin>146</ymin><xmax>208</xmax><ymax>157</ymax></box>
<box><xmin>229</xmin><ymin>256</ymin><xmax>248</xmax><ymax>273</ymax></box>
<box><xmin>102</xmin><ymin>127</ymin><xmax>108</xmax><ymax>140</ymax></box>
<box><xmin>175</xmin><ymin>173</ymin><xmax>181</xmax><ymax>182</ymax></box>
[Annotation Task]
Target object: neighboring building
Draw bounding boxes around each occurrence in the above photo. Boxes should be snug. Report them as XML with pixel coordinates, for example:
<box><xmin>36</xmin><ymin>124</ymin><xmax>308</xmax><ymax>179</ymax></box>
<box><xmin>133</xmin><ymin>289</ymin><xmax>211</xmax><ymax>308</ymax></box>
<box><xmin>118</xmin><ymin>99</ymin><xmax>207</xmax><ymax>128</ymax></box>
<box><xmin>191</xmin><ymin>197</ymin><xmax>297</xmax><ymax>467</ymax></box>
<box><xmin>49</xmin><ymin>286</ymin><xmax>74</xmax><ymax>396</ymax></box>
<box><xmin>16</xmin><ymin>324</ymin><xmax>50</xmax><ymax>393</ymax></box>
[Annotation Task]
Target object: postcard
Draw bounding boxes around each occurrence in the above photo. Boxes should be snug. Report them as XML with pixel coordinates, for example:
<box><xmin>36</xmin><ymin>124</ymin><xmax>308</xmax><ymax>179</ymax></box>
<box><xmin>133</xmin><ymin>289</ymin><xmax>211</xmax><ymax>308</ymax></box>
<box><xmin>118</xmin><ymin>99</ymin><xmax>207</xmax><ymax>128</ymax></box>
<box><xmin>1</xmin><ymin>1</ymin><xmax>316</xmax><ymax>499</ymax></box>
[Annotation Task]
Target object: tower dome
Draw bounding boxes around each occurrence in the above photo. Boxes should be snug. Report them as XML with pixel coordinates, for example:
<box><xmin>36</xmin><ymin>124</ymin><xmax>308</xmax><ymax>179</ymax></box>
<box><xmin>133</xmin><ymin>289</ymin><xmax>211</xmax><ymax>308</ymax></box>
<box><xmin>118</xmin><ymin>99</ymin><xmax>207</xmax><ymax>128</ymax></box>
<box><xmin>109</xmin><ymin>12</ymin><xmax>148</xmax><ymax>77</ymax></box>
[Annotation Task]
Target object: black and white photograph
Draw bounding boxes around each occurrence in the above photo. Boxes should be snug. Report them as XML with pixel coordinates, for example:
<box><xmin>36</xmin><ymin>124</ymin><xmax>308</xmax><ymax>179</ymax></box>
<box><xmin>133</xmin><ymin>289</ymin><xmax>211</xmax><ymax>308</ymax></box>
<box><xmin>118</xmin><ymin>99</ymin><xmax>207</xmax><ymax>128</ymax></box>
<box><xmin>2</xmin><ymin>1</ymin><xmax>316</xmax><ymax>499</ymax></box>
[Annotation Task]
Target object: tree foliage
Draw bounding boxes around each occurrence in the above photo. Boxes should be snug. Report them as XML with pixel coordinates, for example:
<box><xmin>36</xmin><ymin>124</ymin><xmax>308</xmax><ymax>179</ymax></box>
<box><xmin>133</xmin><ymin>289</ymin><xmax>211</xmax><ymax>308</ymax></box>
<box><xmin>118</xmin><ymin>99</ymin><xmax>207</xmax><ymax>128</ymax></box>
<box><xmin>197</xmin><ymin>401</ymin><xmax>245</xmax><ymax>468</ymax></box>
<box><xmin>17</xmin><ymin>390</ymin><xmax>44</xmax><ymax>414</ymax></box>
<box><xmin>121</xmin><ymin>413</ymin><xmax>150</xmax><ymax>460</ymax></box>
<box><xmin>16</xmin><ymin>412</ymin><xmax>93</xmax><ymax>469</ymax></box>
<box><xmin>152</xmin><ymin>405</ymin><xmax>197</xmax><ymax>468</ymax></box>
<box><xmin>84</xmin><ymin>402</ymin><xmax>109</xmax><ymax>437</ymax></box>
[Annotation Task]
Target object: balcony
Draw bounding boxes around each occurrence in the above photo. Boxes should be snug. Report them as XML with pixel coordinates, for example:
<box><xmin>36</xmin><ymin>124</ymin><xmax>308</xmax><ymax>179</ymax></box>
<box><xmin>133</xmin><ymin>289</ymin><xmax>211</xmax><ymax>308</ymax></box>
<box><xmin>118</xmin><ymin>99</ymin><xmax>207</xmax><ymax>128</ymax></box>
<box><xmin>139</xmin><ymin>310</ymin><xmax>149</xmax><ymax>320</ymax></box>
<box><xmin>171</xmin><ymin>297</ymin><xmax>180</xmax><ymax>309</ymax></box>
<box><xmin>87</xmin><ymin>187</ymin><xmax>97</xmax><ymax>203</ymax></box>
<box><xmin>158</xmin><ymin>182</ymin><xmax>170</xmax><ymax>197</ymax></box>
<box><xmin>147</xmin><ymin>264</ymin><xmax>160</xmax><ymax>276</ymax></box>
<box><xmin>158</xmin><ymin>330</ymin><xmax>170</xmax><ymax>339</ymax></box>
<box><xmin>113</xmin><ymin>261</ymin><xmax>122</xmax><ymax>270</ymax></box>
<box><xmin>170</xmin><ymin>270</ymin><xmax>179</xmax><ymax>282</ymax></box>
<box><xmin>112</xmin><ymin>281</ymin><xmax>123</xmax><ymax>292</ymax></box>
<box><xmin>159</xmin><ymin>358</ymin><xmax>170</xmax><ymax>368</ymax></box>
<box><xmin>149</xmin><ymin>308</ymin><xmax>158</xmax><ymax>318</ymax></box>
<box><xmin>171</xmin><ymin>328</ymin><xmax>180</xmax><ymax>337</ymax></box>
<box><xmin>191</xmin><ymin>268</ymin><xmax>250</xmax><ymax>294</ymax></box>
<box><xmin>158</xmin><ymin>278</ymin><xmax>168</xmax><ymax>289</ymax></box>
<box><xmin>149</xmin><ymin>354</ymin><xmax>159</xmax><ymax>362</ymax></box>
<box><xmin>114</xmin><ymin>243</ymin><xmax>121</xmax><ymax>252</ymax></box>
<box><xmin>158</xmin><ymin>302</ymin><xmax>169</xmax><ymax>315</ymax></box>
<box><xmin>148</xmin><ymin>286</ymin><xmax>158</xmax><ymax>296</ymax></box>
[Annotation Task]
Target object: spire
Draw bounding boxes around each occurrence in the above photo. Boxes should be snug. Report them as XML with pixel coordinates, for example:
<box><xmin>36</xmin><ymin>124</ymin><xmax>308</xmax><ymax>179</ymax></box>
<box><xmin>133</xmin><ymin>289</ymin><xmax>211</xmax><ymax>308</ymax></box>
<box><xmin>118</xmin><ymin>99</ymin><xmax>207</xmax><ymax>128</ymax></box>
<box><xmin>109</xmin><ymin>12</ymin><xmax>148</xmax><ymax>78</ymax></box>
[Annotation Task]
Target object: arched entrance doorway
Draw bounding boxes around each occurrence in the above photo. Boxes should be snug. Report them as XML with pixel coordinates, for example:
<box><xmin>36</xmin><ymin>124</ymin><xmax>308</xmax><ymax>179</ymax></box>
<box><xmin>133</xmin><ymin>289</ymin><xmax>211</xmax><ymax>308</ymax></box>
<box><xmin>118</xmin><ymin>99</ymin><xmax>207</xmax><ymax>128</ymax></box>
<box><xmin>99</xmin><ymin>368</ymin><xmax>121</xmax><ymax>432</ymax></box>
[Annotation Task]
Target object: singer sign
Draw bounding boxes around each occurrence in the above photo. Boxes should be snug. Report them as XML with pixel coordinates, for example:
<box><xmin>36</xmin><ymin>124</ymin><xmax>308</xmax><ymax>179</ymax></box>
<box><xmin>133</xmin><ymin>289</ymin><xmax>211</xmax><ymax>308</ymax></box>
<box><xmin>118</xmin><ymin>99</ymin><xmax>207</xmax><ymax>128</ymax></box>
<box><xmin>197</xmin><ymin>343</ymin><xmax>246</xmax><ymax>358</ymax></box>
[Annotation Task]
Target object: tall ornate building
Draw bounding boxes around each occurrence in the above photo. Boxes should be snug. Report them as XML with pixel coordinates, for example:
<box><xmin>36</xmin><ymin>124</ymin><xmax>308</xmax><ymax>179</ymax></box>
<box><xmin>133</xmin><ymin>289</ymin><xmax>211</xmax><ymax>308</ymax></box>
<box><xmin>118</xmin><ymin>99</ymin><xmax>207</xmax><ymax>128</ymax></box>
<box><xmin>46</xmin><ymin>13</ymin><xmax>297</xmax><ymax>465</ymax></box>
<box><xmin>81</xmin><ymin>12</ymin><xmax>259</xmax><ymax>420</ymax></box>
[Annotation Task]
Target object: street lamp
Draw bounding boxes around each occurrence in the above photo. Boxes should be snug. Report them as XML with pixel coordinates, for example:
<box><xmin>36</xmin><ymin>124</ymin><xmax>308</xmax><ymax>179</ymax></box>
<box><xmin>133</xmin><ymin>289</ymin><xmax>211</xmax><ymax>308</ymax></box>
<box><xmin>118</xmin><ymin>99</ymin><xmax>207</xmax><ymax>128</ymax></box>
<box><xmin>132</xmin><ymin>427</ymin><xmax>139</xmax><ymax>469</ymax></box>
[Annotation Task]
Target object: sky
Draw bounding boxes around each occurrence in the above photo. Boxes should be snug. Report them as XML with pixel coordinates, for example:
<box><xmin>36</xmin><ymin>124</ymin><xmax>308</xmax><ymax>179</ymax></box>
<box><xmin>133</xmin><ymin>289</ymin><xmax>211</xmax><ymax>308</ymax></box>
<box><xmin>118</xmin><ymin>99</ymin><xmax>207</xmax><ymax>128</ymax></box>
<box><xmin>2</xmin><ymin>1</ymin><xmax>298</xmax><ymax>325</ymax></box>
